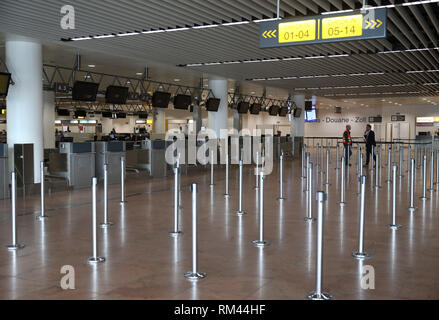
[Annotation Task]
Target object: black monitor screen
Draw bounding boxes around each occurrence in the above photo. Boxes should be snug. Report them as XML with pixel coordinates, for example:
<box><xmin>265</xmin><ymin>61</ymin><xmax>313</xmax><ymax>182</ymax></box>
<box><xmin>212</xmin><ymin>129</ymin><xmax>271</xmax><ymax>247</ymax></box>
<box><xmin>72</xmin><ymin>81</ymin><xmax>99</xmax><ymax>101</ymax></box>
<box><xmin>116</xmin><ymin>112</ymin><xmax>126</xmax><ymax>119</ymax></box>
<box><xmin>206</xmin><ymin>98</ymin><xmax>221</xmax><ymax>112</ymax></box>
<box><xmin>74</xmin><ymin>110</ymin><xmax>87</xmax><ymax>118</ymax></box>
<box><xmin>269</xmin><ymin>105</ymin><xmax>280</xmax><ymax>116</ymax></box>
<box><xmin>279</xmin><ymin>107</ymin><xmax>288</xmax><ymax>117</ymax></box>
<box><xmin>173</xmin><ymin>94</ymin><xmax>192</xmax><ymax>110</ymax></box>
<box><xmin>102</xmin><ymin>111</ymin><xmax>113</xmax><ymax>118</ymax></box>
<box><xmin>237</xmin><ymin>102</ymin><xmax>250</xmax><ymax>114</ymax></box>
<box><xmin>305</xmin><ymin>101</ymin><xmax>313</xmax><ymax>111</ymax></box>
<box><xmin>138</xmin><ymin>113</ymin><xmax>148</xmax><ymax>119</ymax></box>
<box><xmin>294</xmin><ymin>108</ymin><xmax>302</xmax><ymax>118</ymax></box>
<box><xmin>106</xmin><ymin>86</ymin><xmax>129</xmax><ymax>104</ymax></box>
<box><xmin>57</xmin><ymin>109</ymin><xmax>70</xmax><ymax>116</ymax></box>
<box><xmin>250</xmin><ymin>103</ymin><xmax>261</xmax><ymax>115</ymax></box>
<box><xmin>152</xmin><ymin>91</ymin><xmax>171</xmax><ymax>108</ymax></box>
<box><xmin>0</xmin><ymin>72</ymin><xmax>11</xmax><ymax>96</ymax></box>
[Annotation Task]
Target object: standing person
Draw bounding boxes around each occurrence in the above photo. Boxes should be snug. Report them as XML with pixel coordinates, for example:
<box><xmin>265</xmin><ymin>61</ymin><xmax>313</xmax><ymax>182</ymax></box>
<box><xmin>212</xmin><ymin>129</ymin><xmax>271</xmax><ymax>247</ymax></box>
<box><xmin>364</xmin><ymin>124</ymin><xmax>376</xmax><ymax>167</ymax></box>
<box><xmin>343</xmin><ymin>125</ymin><xmax>352</xmax><ymax>166</ymax></box>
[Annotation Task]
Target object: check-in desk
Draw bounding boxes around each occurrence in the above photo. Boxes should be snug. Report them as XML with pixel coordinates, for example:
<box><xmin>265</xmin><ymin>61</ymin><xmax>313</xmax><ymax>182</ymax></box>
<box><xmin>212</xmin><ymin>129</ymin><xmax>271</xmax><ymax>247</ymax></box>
<box><xmin>125</xmin><ymin>140</ymin><xmax>150</xmax><ymax>171</ymax></box>
<box><xmin>95</xmin><ymin>141</ymin><xmax>126</xmax><ymax>184</ymax></box>
<box><xmin>149</xmin><ymin>137</ymin><xmax>168</xmax><ymax>178</ymax></box>
<box><xmin>0</xmin><ymin>144</ymin><xmax>9</xmax><ymax>199</ymax></box>
<box><xmin>49</xmin><ymin>142</ymin><xmax>95</xmax><ymax>189</ymax></box>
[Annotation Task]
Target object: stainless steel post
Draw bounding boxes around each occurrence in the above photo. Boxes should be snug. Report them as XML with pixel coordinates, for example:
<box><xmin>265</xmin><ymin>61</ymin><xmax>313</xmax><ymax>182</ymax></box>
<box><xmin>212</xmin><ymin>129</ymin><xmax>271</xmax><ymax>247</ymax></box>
<box><xmin>100</xmin><ymin>164</ymin><xmax>113</xmax><ymax>228</ymax></box>
<box><xmin>370</xmin><ymin>145</ymin><xmax>375</xmax><ymax>171</ymax></box>
<box><xmin>305</xmin><ymin>162</ymin><xmax>316</xmax><ymax>221</ymax></box>
<box><xmin>252</xmin><ymin>171</ymin><xmax>270</xmax><ymax>247</ymax></box>
<box><xmin>320</xmin><ymin>146</ymin><xmax>324</xmax><ymax>174</ymax></box>
<box><xmin>210</xmin><ymin>151</ymin><xmax>214</xmax><ymax>186</ymax></box>
<box><xmin>316</xmin><ymin>143</ymin><xmax>320</xmax><ymax>168</ymax></box>
<box><xmin>277</xmin><ymin>151</ymin><xmax>285</xmax><ymax>200</ymax></box>
<box><xmin>6</xmin><ymin>172</ymin><xmax>25</xmax><ymax>251</ymax></box>
<box><xmin>325</xmin><ymin>148</ymin><xmax>330</xmax><ymax>185</ymax></box>
<box><xmin>428</xmin><ymin>151</ymin><xmax>435</xmax><ymax>192</ymax></box>
<box><xmin>236</xmin><ymin>159</ymin><xmax>246</xmax><ymax>215</ymax></box>
<box><xmin>408</xmin><ymin>158</ymin><xmax>417</xmax><ymax>212</ymax></box>
<box><xmin>375</xmin><ymin>151</ymin><xmax>381</xmax><ymax>188</ymax></box>
<box><xmin>120</xmin><ymin>156</ymin><xmax>126</xmax><ymax>204</ymax></box>
<box><xmin>399</xmin><ymin>145</ymin><xmax>404</xmax><ymax>177</ymax></box>
<box><xmin>184</xmin><ymin>184</ymin><xmax>206</xmax><ymax>281</ymax></box>
<box><xmin>301</xmin><ymin>146</ymin><xmax>306</xmax><ymax>178</ymax></box>
<box><xmin>170</xmin><ymin>163</ymin><xmax>183</xmax><ymax>237</ymax></box>
<box><xmin>37</xmin><ymin>161</ymin><xmax>49</xmax><ymax>221</ymax></box>
<box><xmin>308</xmin><ymin>191</ymin><xmax>332</xmax><ymax>300</ymax></box>
<box><xmin>352</xmin><ymin>175</ymin><xmax>371</xmax><ymax>259</ymax></box>
<box><xmin>357</xmin><ymin>144</ymin><xmax>361</xmax><ymax>175</ymax></box>
<box><xmin>87</xmin><ymin>177</ymin><xmax>105</xmax><ymax>264</ymax></box>
<box><xmin>225</xmin><ymin>154</ymin><xmax>230</xmax><ymax>197</ymax></box>
<box><xmin>338</xmin><ymin>157</ymin><xmax>347</xmax><ymax>207</ymax></box>
<box><xmin>347</xmin><ymin>144</ymin><xmax>350</xmax><ymax>169</ymax></box>
<box><xmin>335</xmin><ymin>142</ymin><xmax>340</xmax><ymax>170</ymax></box>
<box><xmin>407</xmin><ymin>145</ymin><xmax>411</xmax><ymax>173</ymax></box>
<box><xmin>386</xmin><ymin>147</ymin><xmax>392</xmax><ymax>183</ymax></box>
<box><xmin>436</xmin><ymin>149</ymin><xmax>439</xmax><ymax>186</ymax></box>
<box><xmin>389</xmin><ymin>165</ymin><xmax>402</xmax><ymax>230</ymax></box>
<box><xmin>255</xmin><ymin>151</ymin><xmax>260</xmax><ymax>188</ymax></box>
<box><xmin>420</xmin><ymin>155</ymin><xmax>429</xmax><ymax>201</ymax></box>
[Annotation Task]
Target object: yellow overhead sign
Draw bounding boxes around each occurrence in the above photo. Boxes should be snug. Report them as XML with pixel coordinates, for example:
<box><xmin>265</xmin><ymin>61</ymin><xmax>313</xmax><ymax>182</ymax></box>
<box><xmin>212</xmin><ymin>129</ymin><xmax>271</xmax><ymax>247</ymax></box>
<box><xmin>279</xmin><ymin>19</ymin><xmax>316</xmax><ymax>43</ymax></box>
<box><xmin>321</xmin><ymin>14</ymin><xmax>363</xmax><ymax>39</ymax></box>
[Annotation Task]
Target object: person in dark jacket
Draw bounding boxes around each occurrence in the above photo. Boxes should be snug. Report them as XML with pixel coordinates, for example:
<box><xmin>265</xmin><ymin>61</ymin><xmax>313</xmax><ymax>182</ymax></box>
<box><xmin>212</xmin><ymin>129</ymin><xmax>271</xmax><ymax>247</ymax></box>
<box><xmin>364</xmin><ymin>124</ymin><xmax>376</xmax><ymax>167</ymax></box>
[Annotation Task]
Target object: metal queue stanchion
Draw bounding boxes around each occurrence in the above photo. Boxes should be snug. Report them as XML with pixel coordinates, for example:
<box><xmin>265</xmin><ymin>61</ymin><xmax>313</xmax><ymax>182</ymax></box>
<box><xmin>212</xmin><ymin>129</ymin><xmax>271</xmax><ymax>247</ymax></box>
<box><xmin>120</xmin><ymin>156</ymin><xmax>127</xmax><ymax>204</ymax></box>
<box><xmin>320</xmin><ymin>146</ymin><xmax>324</xmax><ymax>174</ymax></box>
<box><xmin>236</xmin><ymin>159</ymin><xmax>246</xmax><ymax>215</ymax></box>
<box><xmin>407</xmin><ymin>145</ymin><xmax>411</xmax><ymax>173</ymax></box>
<box><xmin>100</xmin><ymin>164</ymin><xmax>113</xmax><ymax>228</ymax></box>
<box><xmin>37</xmin><ymin>161</ymin><xmax>49</xmax><ymax>221</ymax></box>
<box><xmin>408</xmin><ymin>158</ymin><xmax>417</xmax><ymax>212</ymax></box>
<box><xmin>414</xmin><ymin>144</ymin><xmax>419</xmax><ymax>169</ymax></box>
<box><xmin>375</xmin><ymin>151</ymin><xmax>381</xmax><ymax>189</ymax></box>
<box><xmin>379</xmin><ymin>144</ymin><xmax>383</xmax><ymax>169</ymax></box>
<box><xmin>255</xmin><ymin>151</ymin><xmax>260</xmax><ymax>188</ymax></box>
<box><xmin>389</xmin><ymin>165</ymin><xmax>402</xmax><ymax>230</ymax></box>
<box><xmin>304</xmin><ymin>153</ymin><xmax>310</xmax><ymax>191</ymax></box>
<box><xmin>436</xmin><ymin>149</ymin><xmax>439</xmax><ymax>187</ymax></box>
<box><xmin>335</xmin><ymin>142</ymin><xmax>340</xmax><ymax>170</ymax></box>
<box><xmin>357</xmin><ymin>144</ymin><xmax>361</xmax><ymax>175</ymax></box>
<box><xmin>87</xmin><ymin>177</ymin><xmax>105</xmax><ymax>264</ymax></box>
<box><xmin>428</xmin><ymin>150</ymin><xmax>435</xmax><ymax>192</ymax></box>
<box><xmin>352</xmin><ymin>175</ymin><xmax>371</xmax><ymax>259</ymax></box>
<box><xmin>170</xmin><ymin>158</ymin><xmax>183</xmax><ymax>237</ymax></box>
<box><xmin>399</xmin><ymin>145</ymin><xmax>404</xmax><ymax>177</ymax></box>
<box><xmin>316</xmin><ymin>143</ymin><xmax>320</xmax><ymax>169</ymax></box>
<box><xmin>420</xmin><ymin>155</ymin><xmax>429</xmax><ymax>201</ymax></box>
<box><xmin>224</xmin><ymin>153</ymin><xmax>230</xmax><ymax>198</ymax></box>
<box><xmin>308</xmin><ymin>191</ymin><xmax>332</xmax><ymax>300</ymax></box>
<box><xmin>6</xmin><ymin>172</ymin><xmax>25</xmax><ymax>251</ymax></box>
<box><xmin>210</xmin><ymin>151</ymin><xmax>215</xmax><ymax>186</ymax></box>
<box><xmin>184</xmin><ymin>183</ymin><xmax>206</xmax><ymax>281</ymax></box>
<box><xmin>386</xmin><ymin>146</ymin><xmax>392</xmax><ymax>183</ymax></box>
<box><xmin>252</xmin><ymin>171</ymin><xmax>270</xmax><ymax>247</ymax></box>
<box><xmin>338</xmin><ymin>157</ymin><xmax>347</xmax><ymax>207</ymax></box>
<box><xmin>325</xmin><ymin>148</ymin><xmax>330</xmax><ymax>186</ymax></box>
<box><xmin>277</xmin><ymin>151</ymin><xmax>285</xmax><ymax>200</ymax></box>
<box><xmin>370</xmin><ymin>145</ymin><xmax>375</xmax><ymax>172</ymax></box>
<box><xmin>301</xmin><ymin>146</ymin><xmax>306</xmax><ymax>179</ymax></box>
<box><xmin>305</xmin><ymin>162</ymin><xmax>316</xmax><ymax>221</ymax></box>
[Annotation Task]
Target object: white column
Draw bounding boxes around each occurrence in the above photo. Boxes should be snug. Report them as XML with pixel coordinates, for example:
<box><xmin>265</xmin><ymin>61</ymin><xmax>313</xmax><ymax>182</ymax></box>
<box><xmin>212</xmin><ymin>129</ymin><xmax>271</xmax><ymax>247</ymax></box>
<box><xmin>208</xmin><ymin>76</ymin><xmax>228</xmax><ymax>136</ymax></box>
<box><xmin>153</xmin><ymin>109</ymin><xmax>166</xmax><ymax>134</ymax></box>
<box><xmin>293</xmin><ymin>94</ymin><xmax>305</xmax><ymax>137</ymax></box>
<box><xmin>43</xmin><ymin>91</ymin><xmax>55</xmax><ymax>149</ymax></box>
<box><xmin>6</xmin><ymin>37</ymin><xmax>43</xmax><ymax>183</ymax></box>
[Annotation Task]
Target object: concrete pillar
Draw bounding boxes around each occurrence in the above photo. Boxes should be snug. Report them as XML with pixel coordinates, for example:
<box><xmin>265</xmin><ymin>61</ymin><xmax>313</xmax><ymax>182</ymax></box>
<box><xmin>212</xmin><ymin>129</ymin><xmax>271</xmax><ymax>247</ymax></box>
<box><xmin>293</xmin><ymin>94</ymin><xmax>305</xmax><ymax>137</ymax></box>
<box><xmin>208</xmin><ymin>76</ymin><xmax>228</xmax><ymax>137</ymax></box>
<box><xmin>153</xmin><ymin>108</ymin><xmax>166</xmax><ymax>134</ymax></box>
<box><xmin>6</xmin><ymin>36</ymin><xmax>43</xmax><ymax>183</ymax></box>
<box><xmin>43</xmin><ymin>91</ymin><xmax>55</xmax><ymax>149</ymax></box>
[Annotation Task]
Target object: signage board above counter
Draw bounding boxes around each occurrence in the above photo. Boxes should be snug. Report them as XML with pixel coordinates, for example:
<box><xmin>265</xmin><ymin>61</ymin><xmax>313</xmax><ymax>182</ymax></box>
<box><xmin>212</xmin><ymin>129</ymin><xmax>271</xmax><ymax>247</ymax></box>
<box><xmin>391</xmin><ymin>115</ymin><xmax>406</xmax><ymax>122</ymax></box>
<box><xmin>259</xmin><ymin>8</ymin><xmax>387</xmax><ymax>48</ymax></box>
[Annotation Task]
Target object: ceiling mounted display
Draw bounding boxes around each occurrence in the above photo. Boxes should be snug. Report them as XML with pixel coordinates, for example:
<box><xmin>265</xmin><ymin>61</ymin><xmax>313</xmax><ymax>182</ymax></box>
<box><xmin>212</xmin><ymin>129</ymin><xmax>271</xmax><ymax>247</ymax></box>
<box><xmin>152</xmin><ymin>91</ymin><xmax>171</xmax><ymax>108</ymax></box>
<box><xmin>269</xmin><ymin>105</ymin><xmax>280</xmax><ymax>116</ymax></box>
<box><xmin>237</xmin><ymin>101</ymin><xmax>250</xmax><ymax>114</ymax></box>
<box><xmin>173</xmin><ymin>94</ymin><xmax>192</xmax><ymax>110</ymax></box>
<box><xmin>0</xmin><ymin>72</ymin><xmax>12</xmax><ymax>97</ymax></box>
<box><xmin>293</xmin><ymin>108</ymin><xmax>302</xmax><ymax>118</ymax></box>
<box><xmin>250</xmin><ymin>103</ymin><xmax>261</xmax><ymax>115</ymax></box>
<box><xmin>74</xmin><ymin>109</ymin><xmax>87</xmax><ymax>119</ymax></box>
<box><xmin>206</xmin><ymin>98</ymin><xmax>221</xmax><ymax>112</ymax></box>
<box><xmin>278</xmin><ymin>107</ymin><xmax>289</xmax><ymax>117</ymax></box>
<box><xmin>105</xmin><ymin>86</ymin><xmax>129</xmax><ymax>104</ymax></box>
<box><xmin>72</xmin><ymin>81</ymin><xmax>99</xmax><ymax>102</ymax></box>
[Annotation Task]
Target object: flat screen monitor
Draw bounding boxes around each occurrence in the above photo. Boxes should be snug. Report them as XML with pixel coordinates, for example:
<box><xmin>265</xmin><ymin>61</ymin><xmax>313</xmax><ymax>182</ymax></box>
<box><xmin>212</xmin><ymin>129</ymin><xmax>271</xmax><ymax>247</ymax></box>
<box><xmin>138</xmin><ymin>113</ymin><xmax>148</xmax><ymax>119</ymax></box>
<box><xmin>305</xmin><ymin>100</ymin><xmax>313</xmax><ymax>111</ymax></box>
<box><xmin>206</xmin><ymin>98</ymin><xmax>221</xmax><ymax>112</ymax></box>
<box><xmin>173</xmin><ymin>94</ymin><xmax>191</xmax><ymax>110</ymax></box>
<box><xmin>250</xmin><ymin>103</ymin><xmax>261</xmax><ymax>115</ymax></box>
<box><xmin>74</xmin><ymin>110</ymin><xmax>87</xmax><ymax>119</ymax></box>
<box><xmin>294</xmin><ymin>108</ymin><xmax>302</xmax><ymax>118</ymax></box>
<box><xmin>101</xmin><ymin>111</ymin><xmax>113</xmax><ymax>118</ymax></box>
<box><xmin>72</xmin><ymin>81</ymin><xmax>99</xmax><ymax>101</ymax></box>
<box><xmin>105</xmin><ymin>86</ymin><xmax>129</xmax><ymax>104</ymax></box>
<box><xmin>279</xmin><ymin>107</ymin><xmax>288</xmax><ymax>117</ymax></box>
<box><xmin>269</xmin><ymin>105</ymin><xmax>280</xmax><ymax>116</ymax></box>
<box><xmin>152</xmin><ymin>91</ymin><xmax>171</xmax><ymax>108</ymax></box>
<box><xmin>237</xmin><ymin>102</ymin><xmax>250</xmax><ymax>114</ymax></box>
<box><xmin>57</xmin><ymin>109</ymin><xmax>70</xmax><ymax>116</ymax></box>
<box><xmin>116</xmin><ymin>112</ymin><xmax>126</xmax><ymax>119</ymax></box>
<box><xmin>305</xmin><ymin>108</ymin><xmax>317</xmax><ymax>122</ymax></box>
<box><xmin>0</xmin><ymin>72</ymin><xmax>12</xmax><ymax>96</ymax></box>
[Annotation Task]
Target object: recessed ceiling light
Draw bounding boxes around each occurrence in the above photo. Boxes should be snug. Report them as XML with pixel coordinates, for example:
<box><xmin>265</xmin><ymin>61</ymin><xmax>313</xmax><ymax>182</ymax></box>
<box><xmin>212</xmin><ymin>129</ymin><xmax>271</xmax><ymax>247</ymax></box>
<box><xmin>136</xmin><ymin>72</ymin><xmax>143</xmax><ymax>75</ymax></box>
<box><xmin>174</xmin><ymin>79</ymin><xmax>180</xmax><ymax>82</ymax></box>
<box><xmin>88</xmin><ymin>64</ymin><xmax>95</xmax><ymax>68</ymax></box>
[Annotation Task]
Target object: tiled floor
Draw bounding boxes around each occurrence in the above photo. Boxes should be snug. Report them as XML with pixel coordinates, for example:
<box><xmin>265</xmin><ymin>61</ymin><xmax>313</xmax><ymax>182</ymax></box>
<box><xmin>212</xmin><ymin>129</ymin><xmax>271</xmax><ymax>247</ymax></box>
<box><xmin>0</xmin><ymin>150</ymin><xmax>438</xmax><ymax>300</ymax></box>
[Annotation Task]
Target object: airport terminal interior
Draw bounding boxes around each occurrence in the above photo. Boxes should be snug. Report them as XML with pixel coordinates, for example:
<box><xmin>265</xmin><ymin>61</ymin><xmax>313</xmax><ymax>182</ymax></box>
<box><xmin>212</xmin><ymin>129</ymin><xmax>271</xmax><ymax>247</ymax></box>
<box><xmin>0</xmin><ymin>0</ymin><xmax>439</xmax><ymax>301</ymax></box>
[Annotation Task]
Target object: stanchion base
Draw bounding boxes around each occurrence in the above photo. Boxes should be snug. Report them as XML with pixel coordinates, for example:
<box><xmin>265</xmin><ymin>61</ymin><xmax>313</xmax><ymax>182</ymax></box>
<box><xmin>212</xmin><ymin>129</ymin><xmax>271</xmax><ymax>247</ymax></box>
<box><xmin>277</xmin><ymin>197</ymin><xmax>286</xmax><ymax>200</ymax></box>
<box><xmin>120</xmin><ymin>201</ymin><xmax>127</xmax><ymax>204</ymax></box>
<box><xmin>99</xmin><ymin>222</ymin><xmax>114</xmax><ymax>228</ymax></box>
<box><xmin>169</xmin><ymin>231</ymin><xmax>183</xmax><ymax>238</ymax></box>
<box><xmin>6</xmin><ymin>243</ymin><xmax>25</xmax><ymax>251</ymax></box>
<box><xmin>408</xmin><ymin>206</ymin><xmax>418</xmax><ymax>212</ymax></box>
<box><xmin>87</xmin><ymin>256</ymin><xmax>105</xmax><ymax>264</ymax></box>
<box><xmin>252</xmin><ymin>240</ymin><xmax>270</xmax><ymax>248</ymax></box>
<box><xmin>236</xmin><ymin>210</ymin><xmax>247</xmax><ymax>216</ymax></box>
<box><xmin>337</xmin><ymin>201</ymin><xmax>347</xmax><ymax>207</ymax></box>
<box><xmin>307</xmin><ymin>291</ymin><xmax>333</xmax><ymax>300</ymax></box>
<box><xmin>184</xmin><ymin>272</ymin><xmax>206</xmax><ymax>281</ymax></box>
<box><xmin>419</xmin><ymin>196</ymin><xmax>429</xmax><ymax>201</ymax></box>
<box><xmin>36</xmin><ymin>215</ymin><xmax>49</xmax><ymax>221</ymax></box>
<box><xmin>224</xmin><ymin>194</ymin><xmax>230</xmax><ymax>198</ymax></box>
<box><xmin>388</xmin><ymin>224</ymin><xmax>402</xmax><ymax>230</ymax></box>
<box><xmin>352</xmin><ymin>251</ymin><xmax>371</xmax><ymax>259</ymax></box>
<box><xmin>304</xmin><ymin>217</ymin><xmax>316</xmax><ymax>222</ymax></box>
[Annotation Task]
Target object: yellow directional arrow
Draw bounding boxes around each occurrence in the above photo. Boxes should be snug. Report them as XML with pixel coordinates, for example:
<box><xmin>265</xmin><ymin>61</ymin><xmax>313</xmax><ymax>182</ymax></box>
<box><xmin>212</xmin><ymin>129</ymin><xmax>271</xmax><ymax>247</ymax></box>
<box><xmin>365</xmin><ymin>19</ymin><xmax>383</xmax><ymax>29</ymax></box>
<box><xmin>263</xmin><ymin>30</ymin><xmax>268</xmax><ymax>38</ymax></box>
<box><xmin>262</xmin><ymin>29</ymin><xmax>277</xmax><ymax>39</ymax></box>
<box><xmin>376</xmin><ymin>19</ymin><xmax>383</xmax><ymax>28</ymax></box>
<box><xmin>366</xmin><ymin>20</ymin><xmax>372</xmax><ymax>29</ymax></box>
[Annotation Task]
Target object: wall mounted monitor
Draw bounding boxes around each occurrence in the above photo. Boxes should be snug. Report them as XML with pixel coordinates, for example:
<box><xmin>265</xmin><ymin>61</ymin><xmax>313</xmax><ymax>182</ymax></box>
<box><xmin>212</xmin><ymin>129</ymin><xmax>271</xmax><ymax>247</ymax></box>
<box><xmin>250</xmin><ymin>103</ymin><xmax>261</xmax><ymax>115</ymax></box>
<box><xmin>138</xmin><ymin>113</ymin><xmax>148</xmax><ymax>119</ymax></box>
<box><xmin>0</xmin><ymin>72</ymin><xmax>12</xmax><ymax>96</ymax></box>
<box><xmin>74</xmin><ymin>110</ymin><xmax>87</xmax><ymax>119</ymax></box>
<box><xmin>237</xmin><ymin>101</ymin><xmax>250</xmax><ymax>114</ymax></box>
<box><xmin>305</xmin><ymin>108</ymin><xmax>317</xmax><ymax>122</ymax></box>
<box><xmin>152</xmin><ymin>91</ymin><xmax>171</xmax><ymax>108</ymax></box>
<box><xmin>269</xmin><ymin>105</ymin><xmax>280</xmax><ymax>116</ymax></box>
<box><xmin>293</xmin><ymin>108</ymin><xmax>302</xmax><ymax>118</ymax></box>
<box><xmin>57</xmin><ymin>109</ymin><xmax>70</xmax><ymax>116</ymax></box>
<box><xmin>305</xmin><ymin>100</ymin><xmax>313</xmax><ymax>111</ymax></box>
<box><xmin>278</xmin><ymin>107</ymin><xmax>289</xmax><ymax>117</ymax></box>
<box><xmin>101</xmin><ymin>111</ymin><xmax>113</xmax><ymax>118</ymax></box>
<box><xmin>116</xmin><ymin>112</ymin><xmax>126</xmax><ymax>119</ymax></box>
<box><xmin>72</xmin><ymin>81</ymin><xmax>99</xmax><ymax>101</ymax></box>
<box><xmin>105</xmin><ymin>86</ymin><xmax>129</xmax><ymax>104</ymax></box>
<box><xmin>173</xmin><ymin>94</ymin><xmax>192</xmax><ymax>110</ymax></box>
<box><xmin>206</xmin><ymin>98</ymin><xmax>221</xmax><ymax>112</ymax></box>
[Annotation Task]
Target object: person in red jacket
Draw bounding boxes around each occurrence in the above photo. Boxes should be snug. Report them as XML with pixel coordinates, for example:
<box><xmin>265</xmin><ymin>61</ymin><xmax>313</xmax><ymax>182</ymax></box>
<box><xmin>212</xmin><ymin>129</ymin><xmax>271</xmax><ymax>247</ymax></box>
<box><xmin>343</xmin><ymin>125</ymin><xmax>352</xmax><ymax>166</ymax></box>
